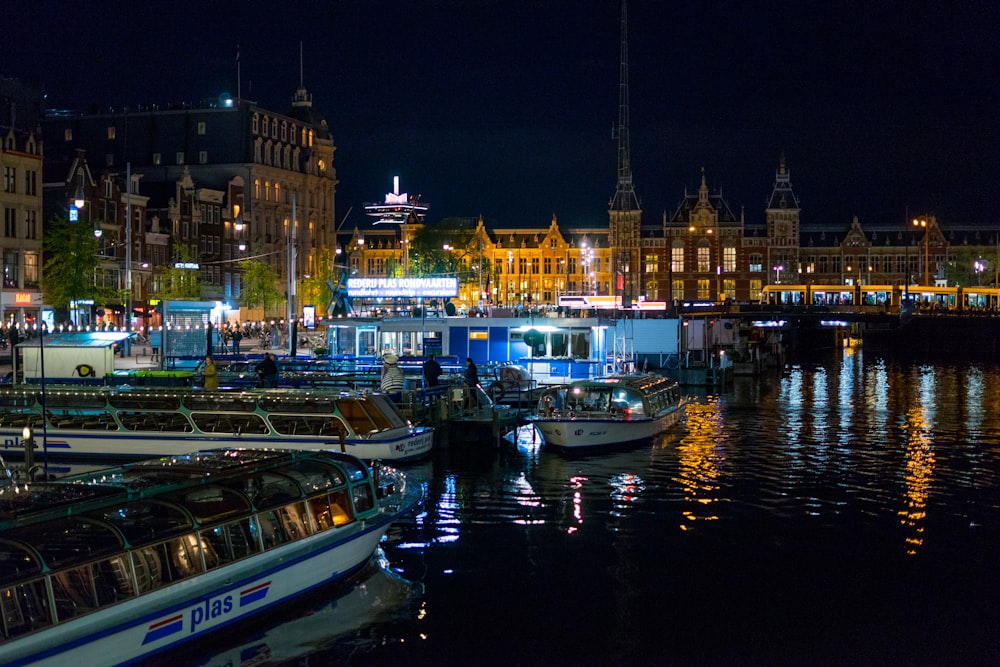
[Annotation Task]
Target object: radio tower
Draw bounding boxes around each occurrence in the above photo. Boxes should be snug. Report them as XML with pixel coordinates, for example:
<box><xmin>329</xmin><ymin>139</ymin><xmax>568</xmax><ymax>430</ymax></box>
<box><xmin>609</xmin><ymin>0</ymin><xmax>640</xmax><ymax>370</ymax></box>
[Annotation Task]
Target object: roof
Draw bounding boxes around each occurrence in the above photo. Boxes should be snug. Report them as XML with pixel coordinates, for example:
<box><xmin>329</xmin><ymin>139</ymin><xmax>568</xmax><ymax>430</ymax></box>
<box><xmin>16</xmin><ymin>331</ymin><xmax>132</xmax><ymax>349</ymax></box>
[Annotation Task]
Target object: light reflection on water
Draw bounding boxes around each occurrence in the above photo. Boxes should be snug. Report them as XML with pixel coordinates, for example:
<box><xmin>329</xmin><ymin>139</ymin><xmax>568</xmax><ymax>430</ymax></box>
<box><xmin>137</xmin><ymin>353</ymin><xmax>1000</xmax><ymax>665</ymax></box>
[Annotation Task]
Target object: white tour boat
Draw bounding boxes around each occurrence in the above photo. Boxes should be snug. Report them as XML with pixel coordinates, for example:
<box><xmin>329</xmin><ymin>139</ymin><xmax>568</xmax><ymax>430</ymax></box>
<box><xmin>0</xmin><ymin>448</ymin><xmax>424</xmax><ymax>666</ymax></box>
<box><xmin>527</xmin><ymin>374</ymin><xmax>689</xmax><ymax>450</ymax></box>
<box><xmin>0</xmin><ymin>387</ymin><xmax>433</xmax><ymax>463</ymax></box>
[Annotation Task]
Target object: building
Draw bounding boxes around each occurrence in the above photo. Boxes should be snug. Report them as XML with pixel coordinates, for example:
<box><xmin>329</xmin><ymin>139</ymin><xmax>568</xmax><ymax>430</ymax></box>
<box><xmin>0</xmin><ymin>77</ymin><xmax>44</xmax><ymax>326</ymax></box>
<box><xmin>42</xmin><ymin>83</ymin><xmax>337</xmax><ymax>322</ymax></box>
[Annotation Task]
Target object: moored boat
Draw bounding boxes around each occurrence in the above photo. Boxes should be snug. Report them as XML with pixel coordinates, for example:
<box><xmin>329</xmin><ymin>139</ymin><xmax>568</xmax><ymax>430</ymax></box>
<box><xmin>526</xmin><ymin>374</ymin><xmax>689</xmax><ymax>450</ymax></box>
<box><xmin>0</xmin><ymin>448</ymin><xmax>424</xmax><ymax>666</ymax></box>
<box><xmin>0</xmin><ymin>386</ymin><xmax>433</xmax><ymax>463</ymax></box>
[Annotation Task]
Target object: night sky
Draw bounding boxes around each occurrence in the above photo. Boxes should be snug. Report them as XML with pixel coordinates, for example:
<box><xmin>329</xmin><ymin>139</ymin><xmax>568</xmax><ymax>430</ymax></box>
<box><xmin>6</xmin><ymin>0</ymin><xmax>998</xmax><ymax>231</ymax></box>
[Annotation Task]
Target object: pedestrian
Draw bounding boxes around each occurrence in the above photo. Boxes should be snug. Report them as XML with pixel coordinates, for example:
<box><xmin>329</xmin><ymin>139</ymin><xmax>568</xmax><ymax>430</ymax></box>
<box><xmin>231</xmin><ymin>325</ymin><xmax>243</xmax><ymax>354</ymax></box>
<box><xmin>463</xmin><ymin>357</ymin><xmax>479</xmax><ymax>408</ymax></box>
<box><xmin>463</xmin><ymin>357</ymin><xmax>479</xmax><ymax>387</ymax></box>
<box><xmin>423</xmin><ymin>353</ymin><xmax>442</xmax><ymax>388</ymax></box>
<box><xmin>381</xmin><ymin>353</ymin><xmax>405</xmax><ymax>395</ymax></box>
<box><xmin>202</xmin><ymin>355</ymin><xmax>219</xmax><ymax>391</ymax></box>
<box><xmin>256</xmin><ymin>352</ymin><xmax>278</xmax><ymax>388</ymax></box>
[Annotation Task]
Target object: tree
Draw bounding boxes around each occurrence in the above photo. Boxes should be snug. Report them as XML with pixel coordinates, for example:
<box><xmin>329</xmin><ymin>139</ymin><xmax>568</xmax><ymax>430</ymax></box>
<box><xmin>240</xmin><ymin>259</ymin><xmax>283</xmax><ymax>316</ymax></box>
<box><xmin>300</xmin><ymin>248</ymin><xmax>339</xmax><ymax>316</ymax></box>
<box><xmin>156</xmin><ymin>245</ymin><xmax>202</xmax><ymax>300</ymax></box>
<box><xmin>43</xmin><ymin>215</ymin><xmax>112</xmax><ymax>323</ymax></box>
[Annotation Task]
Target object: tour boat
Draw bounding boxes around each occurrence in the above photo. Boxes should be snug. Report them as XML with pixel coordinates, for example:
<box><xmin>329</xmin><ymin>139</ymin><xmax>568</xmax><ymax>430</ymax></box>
<box><xmin>0</xmin><ymin>448</ymin><xmax>424</xmax><ymax>666</ymax></box>
<box><xmin>526</xmin><ymin>374</ymin><xmax>690</xmax><ymax>450</ymax></box>
<box><xmin>0</xmin><ymin>387</ymin><xmax>433</xmax><ymax>463</ymax></box>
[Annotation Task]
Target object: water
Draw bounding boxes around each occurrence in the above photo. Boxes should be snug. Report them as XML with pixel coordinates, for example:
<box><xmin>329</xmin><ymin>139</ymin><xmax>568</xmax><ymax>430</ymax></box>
<box><xmin>154</xmin><ymin>351</ymin><xmax>1000</xmax><ymax>666</ymax></box>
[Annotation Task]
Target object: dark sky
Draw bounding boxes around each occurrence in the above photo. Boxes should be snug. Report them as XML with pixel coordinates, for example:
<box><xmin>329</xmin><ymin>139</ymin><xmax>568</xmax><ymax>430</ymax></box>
<box><xmin>7</xmin><ymin>0</ymin><xmax>998</xmax><ymax>230</ymax></box>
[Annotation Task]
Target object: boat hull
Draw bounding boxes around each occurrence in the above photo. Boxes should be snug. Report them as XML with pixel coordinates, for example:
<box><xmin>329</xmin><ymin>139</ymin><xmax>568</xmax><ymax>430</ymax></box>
<box><xmin>0</xmin><ymin>426</ymin><xmax>434</xmax><ymax>463</ymax></box>
<box><xmin>0</xmin><ymin>472</ymin><xmax>423</xmax><ymax>666</ymax></box>
<box><xmin>530</xmin><ymin>404</ymin><xmax>686</xmax><ymax>449</ymax></box>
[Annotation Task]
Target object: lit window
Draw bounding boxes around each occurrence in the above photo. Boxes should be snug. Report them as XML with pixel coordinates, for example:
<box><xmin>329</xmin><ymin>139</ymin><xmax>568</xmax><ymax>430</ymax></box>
<box><xmin>197</xmin><ymin>122</ymin><xmax>206</xmax><ymax>135</ymax></box>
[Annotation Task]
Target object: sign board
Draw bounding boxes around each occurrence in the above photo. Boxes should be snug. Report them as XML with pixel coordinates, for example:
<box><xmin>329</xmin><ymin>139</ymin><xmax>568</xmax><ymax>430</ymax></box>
<box><xmin>302</xmin><ymin>305</ymin><xmax>316</xmax><ymax>328</ymax></box>
<box><xmin>347</xmin><ymin>277</ymin><xmax>459</xmax><ymax>299</ymax></box>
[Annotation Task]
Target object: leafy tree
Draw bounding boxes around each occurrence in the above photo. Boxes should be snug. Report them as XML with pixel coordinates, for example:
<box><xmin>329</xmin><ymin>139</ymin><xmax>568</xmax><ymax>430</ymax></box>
<box><xmin>300</xmin><ymin>248</ymin><xmax>341</xmax><ymax>316</ymax></box>
<box><xmin>240</xmin><ymin>259</ymin><xmax>283</xmax><ymax>316</ymax></box>
<box><xmin>409</xmin><ymin>217</ymin><xmax>490</xmax><ymax>293</ymax></box>
<box><xmin>156</xmin><ymin>245</ymin><xmax>202</xmax><ymax>300</ymax></box>
<box><xmin>43</xmin><ymin>215</ymin><xmax>112</xmax><ymax>323</ymax></box>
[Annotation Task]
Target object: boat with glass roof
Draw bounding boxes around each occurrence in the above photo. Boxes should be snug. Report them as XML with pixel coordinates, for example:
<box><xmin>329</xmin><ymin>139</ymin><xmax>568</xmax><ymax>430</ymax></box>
<box><xmin>0</xmin><ymin>387</ymin><xmax>433</xmax><ymax>463</ymax></box>
<box><xmin>0</xmin><ymin>448</ymin><xmax>423</xmax><ymax>666</ymax></box>
<box><xmin>526</xmin><ymin>374</ymin><xmax>690</xmax><ymax>450</ymax></box>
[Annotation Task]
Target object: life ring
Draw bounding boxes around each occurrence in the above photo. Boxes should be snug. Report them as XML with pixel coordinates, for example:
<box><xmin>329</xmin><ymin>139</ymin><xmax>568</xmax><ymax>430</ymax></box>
<box><xmin>75</xmin><ymin>364</ymin><xmax>95</xmax><ymax>378</ymax></box>
<box><xmin>487</xmin><ymin>381</ymin><xmax>505</xmax><ymax>402</ymax></box>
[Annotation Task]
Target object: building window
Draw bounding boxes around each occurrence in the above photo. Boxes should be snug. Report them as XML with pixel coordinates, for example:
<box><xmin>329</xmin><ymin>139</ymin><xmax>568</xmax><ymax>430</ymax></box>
<box><xmin>644</xmin><ymin>253</ymin><xmax>658</xmax><ymax>274</ymax></box>
<box><xmin>749</xmin><ymin>253</ymin><xmax>762</xmax><ymax>272</ymax></box>
<box><xmin>4</xmin><ymin>208</ymin><xmax>15</xmax><ymax>237</ymax></box>
<box><xmin>105</xmin><ymin>153</ymin><xmax>114</xmax><ymax>166</ymax></box>
<box><xmin>749</xmin><ymin>279</ymin><xmax>763</xmax><ymax>302</ymax></box>
<box><xmin>697</xmin><ymin>245</ymin><xmax>711</xmax><ymax>272</ymax></box>
<box><xmin>645</xmin><ymin>279</ymin><xmax>658</xmax><ymax>300</ymax></box>
<box><xmin>3</xmin><ymin>251</ymin><xmax>18</xmax><ymax>287</ymax></box>
<box><xmin>532</xmin><ymin>258</ymin><xmax>539</xmax><ymax>274</ymax></box>
<box><xmin>568</xmin><ymin>257</ymin><xmax>577</xmax><ymax>274</ymax></box>
<box><xmin>671</xmin><ymin>243</ymin><xmax>684</xmax><ymax>273</ymax></box>
<box><xmin>64</xmin><ymin>128</ymin><xmax>73</xmax><ymax>141</ymax></box>
<box><xmin>262</xmin><ymin>116</ymin><xmax>269</xmax><ymax>137</ymax></box>
<box><xmin>25</xmin><ymin>210</ymin><xmax>37</xmax><ymax>239</ymax></box>
<box><xmin>723</xmin><ymin>279</ymin><xmax>736</xmax><ymax>301</ymax></box>
<box><xmin>24</xmin><ymin>170</ymin><xmax>37</xmax><ymax>197</ymax></box>
<box><xmin>544</xmin><ymin>257</ymin><xmax>551</xmax><ymax>274</ymax></box>
<box><xmin>280</xmin><ymin>122</ymin><xmax>287</xmax><ymax>142</ymax></box>
<box><xmin>24</xmin><ymin>252</ymin><xmax>38</xmax><ymax>288</ymax></box>
<box><xmin>697</xmin><ymin>279</ymin><xmax>710</xmax><ymax>300</ymax></box>
<box><xmin>153</xmin><ymin>153</ymin><xmax>161</xmax><ymax>165</ymax></box>
<box><xmin>723</xmin><ymin>245</ymin><xmax>736</xmax><ymax>272</ymax></box>
<box><xmin>672</xmin><ymin>279</ymin><xmax>684</xmax><ymax>302</ymax></box>
<box><xmin>4</xmin><ymin>167</ymin><xmax>15</xmax><ymax>193</ymax></box>
<box><xmin>271</xmin><ymin>119</ymin><xmax>278</xmax><ymax>137</ymax></box>
<box><xmin>176</xmin><ymin>152</ymin><xmax>184</xmax><ymax>165</ymax></box>
<box><xmin>197</xmin><ymin>122</ymin><xmax>206</xmax><ymax>135</ymax></box>
<box><xmin>252</xmin><ymin>113</ymin><xmax>259</xmax><ymax>134</ymax></box>
<box><xmin>290</xmin><ymin>124</ymin><xmax>297</xmax><ymax>144</ymax></box>
<box><xmin>107</xmin><ymin>126</ymin><xmax>116</xmax><ymax>139</ymax></box>
<box><xmin>199</xmin><ymin>151</ymin><xmax>208</xmax><ymax>164</ymax></box>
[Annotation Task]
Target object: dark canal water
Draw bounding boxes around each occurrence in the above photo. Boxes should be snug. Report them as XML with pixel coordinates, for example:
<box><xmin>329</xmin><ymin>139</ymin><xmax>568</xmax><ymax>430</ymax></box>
<box><xmin>162</xmin><ymin>351</ymin><xmax>1000</xmax><ymax>666</ymax></box>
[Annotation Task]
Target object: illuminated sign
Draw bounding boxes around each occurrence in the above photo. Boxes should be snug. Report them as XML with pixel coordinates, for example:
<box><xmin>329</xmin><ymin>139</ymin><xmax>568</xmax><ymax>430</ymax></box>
<box><xmin>175</xmin><ymin>262</ymin><xmax>200</xmax><ymax>270</ymax></box>
<box><xmin>347</xmin><ymin>277</ymin><xmax>459</xmax><ymax>298</ymax></box>
<box><xmin>69</xmin><ymin>206</ymin><xmax>79</xmax><ymax>222</ymax></box>
<box><xmin>14</xmin><ymin>292</ymin><xmax>32</xmax><ymax>306</ymax></box>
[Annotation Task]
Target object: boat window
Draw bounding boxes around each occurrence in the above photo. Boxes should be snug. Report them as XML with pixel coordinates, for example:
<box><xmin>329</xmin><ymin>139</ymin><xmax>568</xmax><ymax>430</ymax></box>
<box><xmin>336</xmin><ymin>398</ymin><xmax>377</xmax><ymax>434</ymax></box>
<box><xmin>275</xmin><ymin>460</ymin><xmax>346</xmax><ymax>492</ymax></box>
<box><xmin>623</xmin><ymin>390</ymin><xmax>645</xmax><ymax>416</ymax></box>
<box><xmin>8</xmin><ymin>518</ymin><xmax>122</xmax><ymax>570</ymax></box>
<box><xmin>44</xmin><ymin>392</ymin><xmax>107</xmax><ymax>410</ymax></box>
<box><xmin>308</xmin><ymin>489</ymin><xmax>354</xmax><ymax>531</ymax></box>
<box><xmin>190</xmin><ymin>412</ymin><xmax>269</xmax><ymax>435</ymax></box>
<box><xmin>46</xmin><ymin>410</ymin><xmax>116</xmax><ymax>431</ymax></box>
<box><xmin>257</xmin><ymin>395</ymin><xmax>336</xmax><ymax>414</ymax></box>
<box><xmin>166</xmin><ymin>486</ymin><xmax>250</xmax><ymax>524</ymax></box>
<box><xmin>0</xmin><ymin>578</ymin><xmax>51</xmax><ymax>639</ymax></box>
<box><xmin>550</xmin><ymin>332</ymin><xmax>569</xmax><ymax>357</ymax></box>
<box><xmin>352</xmin><ymin>483</ymin><xmax>374</xmax><ymax>513</ymax></box>
<box><xmin>570</xmin><ymin>330</ymin><xmax>591</xmax><ymax>359</ymax></box>
<box><xmin>275</xmin><ymin>501</ymin><xmax>313</xmax><ymax>541</ymax></box>
<box><xmin>222</xmin><ymin>472</ymin><xmax>302</xmax><ymax>510</ymax></box>
<box><xmin>200</xmin><ymin>518</ymin><xmax>259</xmax><ymax>569</ymax></box>
<box><xmin>334</xmin><ymin>456</ymin><xmax>368</xmax><ymax>482</ymax></box>
<box><xmin>268</xmin><ymin>414</ymin><xmax>335</xmax><ymax>437</ymax></box>
<box><xmin>0</xmin><ymin>392</ymin><xmax>35</xmax><ymax>409</ymax></box>
<box><xmin>182</xmin><ymin>394</ymin><xmax>258</xmax><ymax>412</ymax></box>
<box><xmin>0</xmin><ymin>540</ymin><xmax>42</xmax><ymax>586</ymax></box>
<box><xmin>255</xmin><ymin>510</ymin><xmax>292</xmax><ymax>549</ymax></box>
<box><xmin>108</xmin><ymin>393</ymin><xmax>182</xmax><ymax>411</ymax></box>
<box><xmin>51</xmin><ymin>559</ymin><xmax>130</xmax><ymax>621</ymax></box>
<box><xmin>87</xmin><ymin>500</ymin><xmax>193</xmax><ymax>547</ymax></box>
<box><xmin>358</xmin><ymin>398</ymin><xmax>396</xmax><ymax>431</ymax></box>
<box><xmin>117</xmin><ymin>411</ymin><xmax>192</xmax><ymax>432</ymax></box>
<box><xmin>0</xmin><ymin>411</ymin><xmax>39</xmax><ymax>430</ymax></box>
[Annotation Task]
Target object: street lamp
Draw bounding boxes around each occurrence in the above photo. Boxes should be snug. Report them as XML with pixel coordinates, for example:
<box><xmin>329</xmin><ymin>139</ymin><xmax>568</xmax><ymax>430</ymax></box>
<box><xmin>913</xmin><ymin>217</ymin><xmax>932</xmax><ymax>286</ymax></box>
<box><xmin>773</xmin><ymin>264</ymin><xmax>783</xmax><ymax>284</ymax></box>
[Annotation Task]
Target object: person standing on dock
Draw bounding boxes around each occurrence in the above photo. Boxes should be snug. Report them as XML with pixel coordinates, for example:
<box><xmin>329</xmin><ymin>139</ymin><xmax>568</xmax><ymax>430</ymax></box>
<box><xmin>423</xmin><ymin>353</ymin><xmax>442</xmax><ymax>388</ymax></box>
<box><xmin>256</xmin><ymin>352</ymin><xmax>278</xmax><ymax>388</ymax></box>
<box><xmin>464</xmin><ymin>357</ymin><xmax>479</xmax><ymax>388</ymax></box>
<box><xmin>202</xmin><ymin>355</ymin><xmax>219</xmax><ymax>391</ymax></box>
<box><xmin>381</xmin><ymin>353</ymin><xmax>405</xmax><ymax>396</ymax></box>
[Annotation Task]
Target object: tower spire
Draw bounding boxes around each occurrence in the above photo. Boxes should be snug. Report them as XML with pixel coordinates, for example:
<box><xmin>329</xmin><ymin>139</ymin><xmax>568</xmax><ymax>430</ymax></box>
<box><xmin>611</xmin><ymin>0</ymin><xmax>639</xmax><ymax>212</ymax></box>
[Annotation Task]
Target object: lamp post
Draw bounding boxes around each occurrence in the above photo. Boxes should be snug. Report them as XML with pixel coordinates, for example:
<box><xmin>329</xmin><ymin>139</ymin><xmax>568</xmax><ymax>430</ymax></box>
<box><xmin>773</xmin><ymin>264</ymin><xmax>783</xmax><ymax>285</ymax></box>
<box><xmin>913</xmin><ymin>217</ymin><xmax>931</xmax><ymax>286</ymax></box>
